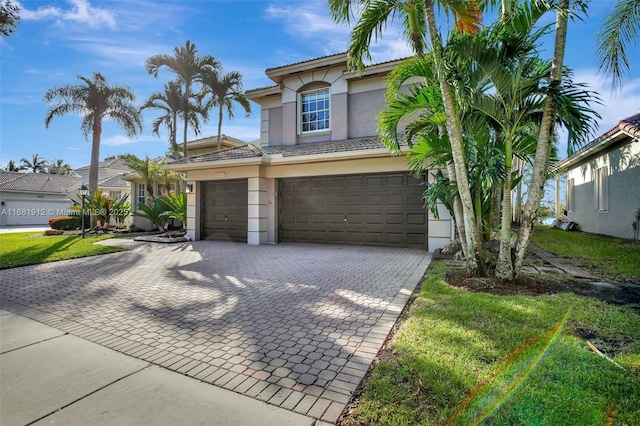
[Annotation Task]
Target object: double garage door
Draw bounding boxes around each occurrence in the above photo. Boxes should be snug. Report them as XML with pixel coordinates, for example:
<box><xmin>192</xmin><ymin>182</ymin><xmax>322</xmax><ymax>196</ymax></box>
<box><xmin>201</xmin><ymin>173</ymin><xmax>427</xmax><ymax>248</ymax></box>
<box><xmin>279</xmin><ymin>173</ymin><xmax>427</xmax><ymax>248</ymax></box>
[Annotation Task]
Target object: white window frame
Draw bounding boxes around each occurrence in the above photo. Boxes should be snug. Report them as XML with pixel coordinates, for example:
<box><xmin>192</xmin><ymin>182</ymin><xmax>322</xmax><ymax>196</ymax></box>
<box><xmin>108</xmin><ymin>190</ymin><xmax>122</xmax><ymax>200</ymax></box>
<box><xmin>298</xmin><ymin>88</ymin><xmax>330</xmax><ymax>135</ymax></box>
<box><xmin>137</xmin><ymin>183</ymin><xmax>146</xmax><ymax>208</ymax></box>
<box><xmin>595</xmin><ymin>165</ymin><xmax>608</xmax><ymax>212</ymax></box>
<box><xmin>566</xmin><ymin>178</ymin><xmax>575</xmax><ymax>213</ymax></box>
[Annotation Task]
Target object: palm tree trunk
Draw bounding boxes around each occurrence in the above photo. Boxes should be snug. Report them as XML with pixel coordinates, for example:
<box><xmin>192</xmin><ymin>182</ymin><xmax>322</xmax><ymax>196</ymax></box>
<box><xmin>183</xmin><ymin>82</ymin><xmax>190</xmax><ymax>158</ymax></box>
<box><xmin>217</xmin><ymin>105</ymin><xmax>223</xmax><ymax>150</ymax></box>
<box><xmin>89</xmin><ymin>121</ymin><xmax>101</xmax><ymax>193</ymax></box>
<box><xmin>424</xmin><ymin>0</ymin><xmax>480</xmax><ymax>275</ymax></box>
<box><xmin>496</xmin><ymin>138</ymin><xmax>513</xmax><ymax>279</ymax></box>
<box><xmin>514</xmin><ymin>0</ymin><xmax>569</xmax><ymax>275</ymax></box>
<box><xmin>447</xmin><ymin>164</ymin><xmax>470</xmax><ymax>259</ymax></box>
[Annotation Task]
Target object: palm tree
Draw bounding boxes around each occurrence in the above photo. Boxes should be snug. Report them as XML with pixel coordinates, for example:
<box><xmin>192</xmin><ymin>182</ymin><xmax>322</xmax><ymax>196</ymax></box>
<box><xmin>124</xmin><ymin>155</ymin><xmax>159</xmax><ymax>201</ymax></box>
<box><xmin>44</xmin><ymin>72</ymin><xmax>142</xmax><ymax>193</ymax></box>
<box><xmin>201</xmin><ymin>69</ymin><xmax>252</xmax><ymax>150</ymax></box>
<box><xmin>47</xmin><ymin>159</ymin><xmax>75</xmax><ymax>175</ymax></box>
<box><xmin>0</xmin><ymin>0</ymin><xmax>19</xmax><ymax>38</ymax></box>
<box><xmin>145</xmin><ymin>40</ymin><xmax>220</xmax><ymax>157</ymax></box>
<box><xmin>5</xmin><ymin>159</ymin><xmax>23</xmax><ymax>172</ymax></box>
<box><xmin>596</xmin><ymin>0</ymin><xmax>640</xmax><ymax>91</ymax></box>
<box><xmin>330</xmin><ymin>0</ymin><xmax>483</xmax><ymax>274</ymax></box>
<box><xmin>20</xmin><ymin>154</ymin><xmax>47</xmax><ymax>173</ymax></box>
<box><xmin>140</xmin><ymin>80</ymin><xmax>205</xmax><ymax>160</ymax></box>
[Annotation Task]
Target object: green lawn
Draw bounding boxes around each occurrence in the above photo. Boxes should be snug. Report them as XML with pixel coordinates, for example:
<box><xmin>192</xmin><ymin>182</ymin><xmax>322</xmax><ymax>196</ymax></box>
<box><xmin>0</xmin><ymin>232</ymin><xmax>125</xmax><ymax>269</ymax></box>
<box><xmin>342</xmin><ymin>262</ymin><xmax>640</xmax><ymax>425</ymax></box>
<box><xmin>531</xmin><ymin>226</ymin><xmax>640</xmax><ymax>280</ymax></box>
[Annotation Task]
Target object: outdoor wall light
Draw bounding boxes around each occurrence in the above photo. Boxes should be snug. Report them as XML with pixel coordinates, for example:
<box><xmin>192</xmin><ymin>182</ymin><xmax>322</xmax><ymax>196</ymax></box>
<box><xmin>186</xmin><ymin>183</ymin><xmax>194</xmax><ymax>194</ymax></box>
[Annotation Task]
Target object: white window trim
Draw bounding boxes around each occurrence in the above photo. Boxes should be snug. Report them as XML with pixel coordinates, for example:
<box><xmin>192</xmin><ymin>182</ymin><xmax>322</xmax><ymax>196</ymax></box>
<box><xmin>595</xmin><ymin>165</ymin><xmax>608</xmax><ymax>213</ymax></box>
<box><xmin>567</xmin><ymin>178</ymin><xmax>575</xmax><ymax>213</ymax></box>
<box><xmin>137</xmin><ymin>183</ymin><xmax>146</xmax><ymax>210</ymax></box>
<box><xmin>298</xmin><ymin>87</ymin><xmax>331</xmax><ymax>135</ymax></box>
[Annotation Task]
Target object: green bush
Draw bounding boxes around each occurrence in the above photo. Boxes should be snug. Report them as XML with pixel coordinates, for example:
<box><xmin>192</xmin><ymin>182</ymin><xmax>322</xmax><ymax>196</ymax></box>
<box><xmin>49</xmin><ymin>216</ymin><xmax>81</xmax><ymax>231</ymax></box>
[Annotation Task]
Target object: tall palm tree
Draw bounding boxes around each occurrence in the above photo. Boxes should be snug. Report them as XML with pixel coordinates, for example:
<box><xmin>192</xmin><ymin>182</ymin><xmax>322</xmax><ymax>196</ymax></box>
<box><xmin>44</xmin><ymin>72</ymin><xmax>142</xmax><ymax>192</ymax></box>
<box><xmin>47</xmin><ymin>159</ymin><xmax>75</xmax><ymax>175</ymax></box>
<box><xmin>145</xmin><ymin>40</ymin><xmax>220</xmax><ymax>157</ymax></box>
<box><xmin>596</xmin><ymin>0</ymin><xmax>640</xmax><ymax>91</ymax></box>
<box><xmin>20</xmin><ymin>154</ymin><xmax>47</xmax><ymax>173</ymax></box>
<box><xmin>330</xmin><ymin>0</ymin><xmax>484</xmax><ymax>274</ymax></box>
<box><xmin>201</xmin><ymin>70</ymin><xmax>252</xmax><ymax>150</ymax></box>
<box><xmin>140</xmin><ymin>80</ymin><xmax>205</xmax><ymax>159</ymax></box>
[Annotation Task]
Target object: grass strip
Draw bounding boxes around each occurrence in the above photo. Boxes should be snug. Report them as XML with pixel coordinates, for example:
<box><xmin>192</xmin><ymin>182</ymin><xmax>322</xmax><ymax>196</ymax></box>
<box><xmin>0</xmin><ymin>232</ymin><xmax>125</xmax><ymax>269</ymax></box>
<box><xmin>342</xmin><ymin>261</ymin><xmax>640</xmax><ymax>425</ymax></box>
<box><xmin>531</xmin><ymin>226</ymin><xmax>640</xmax><ymax>280</ymax></box>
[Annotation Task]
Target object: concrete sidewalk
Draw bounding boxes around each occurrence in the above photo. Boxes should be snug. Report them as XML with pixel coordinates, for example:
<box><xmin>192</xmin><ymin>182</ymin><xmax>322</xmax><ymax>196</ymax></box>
<box><xmin>0</xmin><ymin>310</ymin><xmax>322</xmax><ymax>426</ymax></box>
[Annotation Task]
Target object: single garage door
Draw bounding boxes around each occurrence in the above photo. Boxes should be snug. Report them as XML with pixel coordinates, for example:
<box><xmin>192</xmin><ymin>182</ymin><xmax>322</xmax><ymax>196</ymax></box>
<box><xmin>201</xmin><ymin>179</ymin><xmax>248</xmax><ymax>242</ymax></box>
<box><xmin>279</xmin><ymin>173</ymin><xmax>427</xmax><ymax>248</ymax></box>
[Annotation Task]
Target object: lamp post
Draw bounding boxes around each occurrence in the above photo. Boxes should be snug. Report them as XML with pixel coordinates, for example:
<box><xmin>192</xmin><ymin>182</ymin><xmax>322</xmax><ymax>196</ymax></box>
<box><xmin>80</xmin><ymin>184</ymin><xmax>90</xmax><ymax>238</ymax></box>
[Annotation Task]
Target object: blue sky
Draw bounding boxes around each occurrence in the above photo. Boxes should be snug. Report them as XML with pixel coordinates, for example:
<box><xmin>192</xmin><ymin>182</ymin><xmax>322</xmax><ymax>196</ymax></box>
<box><xmin>1</xmin><ymin>0</ymin><xmax>639</xmax><ymax>171</ymax></box>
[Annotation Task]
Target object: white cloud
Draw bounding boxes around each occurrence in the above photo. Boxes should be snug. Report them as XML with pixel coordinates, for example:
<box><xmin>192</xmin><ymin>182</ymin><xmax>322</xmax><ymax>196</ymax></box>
<box><xmin>17</xmin><ymin>0</ymin><xmax>116</xmax><ymax>29</ymax></box>
<box><xmin>265</xmin><ymin>2</ymin><xmax>412</xmax><ymax>65</ymax></box>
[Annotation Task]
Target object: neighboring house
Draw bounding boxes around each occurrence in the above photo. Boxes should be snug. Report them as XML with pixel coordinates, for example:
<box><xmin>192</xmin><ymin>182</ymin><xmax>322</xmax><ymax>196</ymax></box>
<box><xmin>124</xmin><ymin>156</ymin><xmax>183</xmax><ymax>230</ymax></box>
<box><xmin>0</xmin><ymin>171</ymin><xmax>81</xmax><ymax>226</ymax></box>
<box><xmin>75</xmin><ymin>157</ymin><xmax>134</xmax><ymax>227</ymax></box>
<box><xmin>555</xmin><ymin>113</ymin><xmax>640</xmax><ymax>240</ymax></box>
<box><xmin>185</xmin><ymin>134</ymin><xmax>249</xmax><ymax>156</ymax></box>
<box><xmin>166</xmin><ymin>52</ymin><xmax>453</xmax><ymax>250</ymax></box>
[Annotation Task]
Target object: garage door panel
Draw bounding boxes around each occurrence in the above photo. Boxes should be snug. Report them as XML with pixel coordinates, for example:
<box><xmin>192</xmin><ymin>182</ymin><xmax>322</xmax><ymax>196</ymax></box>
<box><xmin>201</xmin><ymin>179</ymin><xmax>247</xmax><ymax>242</ymax></box>
<box><xmin>280</xmin><ymin>172</ymin><xmax>427</xmax><ymax>248</ymax></box>
<box><xmin>407</xmin><ymin>213</ymin><xmax>426</xmax><ymax>225</ymax></box>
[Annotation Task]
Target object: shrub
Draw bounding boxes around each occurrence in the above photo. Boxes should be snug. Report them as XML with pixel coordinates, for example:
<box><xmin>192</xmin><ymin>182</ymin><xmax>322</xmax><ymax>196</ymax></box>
<box><xmin>49</xmin><ymin>216</ymin><xmax>81</xmax><ymax>231</ymax></box>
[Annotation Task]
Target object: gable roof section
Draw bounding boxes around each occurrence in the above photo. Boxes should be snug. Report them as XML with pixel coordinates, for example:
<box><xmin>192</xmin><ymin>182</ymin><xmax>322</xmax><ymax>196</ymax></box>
<box><xmin>75</xmin><ymin>157</ymin><xmax>131</xmax><ymax>172</ymax></box>
<box><xmin>0</xmin><ymin>171</ymin><xmax>82</xmax><ymax>194</ymax></box>
<box><xmin>556</xmin><ymin>113</ymin><xmax>640</xmax><ymax>172</ymax></box>
<box><xmin>186</xmin><ymin>134</ymin><xmax>247</xmax><ymax>150</ymax></box>
<box><xmin>247</xmin><ymin>54</ymin><xmax>408</xmax><ymax>100</ymax></box>
<box><xmin>98</xmin><ymin>174</ymin><xmax>130</xmax><ymax>188</ymax></box>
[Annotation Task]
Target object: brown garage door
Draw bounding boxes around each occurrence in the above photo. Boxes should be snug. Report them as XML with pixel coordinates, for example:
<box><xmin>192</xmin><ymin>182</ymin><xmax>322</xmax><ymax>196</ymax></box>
<box><xmin>201</xmin><ymin>179</ymin><xmax>248</xmax><ymax>242</ymax></box>
<box><xmin>279</xmin><ymin>173</ymin><xmax>427</xmax><ymax>248</ymax></box>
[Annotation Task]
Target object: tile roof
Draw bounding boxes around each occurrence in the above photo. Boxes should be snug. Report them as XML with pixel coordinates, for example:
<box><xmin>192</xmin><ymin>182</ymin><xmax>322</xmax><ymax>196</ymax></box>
<box><xmin>170</xmin><ymin>144</ymin><xmax>263</xmax><ymax>165</ymax></box>
<box><xmin>263</xmin><ymin>137</ymin><xmax>385</xmax><ymax>157</ymax></box>
<box><xmin>169</xmin><ymin>137</ymin><xmax>388</xmax><ymax>166</ymax></box>
<box><xmin>265</xmin><ymin>52</ymin><xmax>348</xmax><ymax>73</ymax></box>
<box><xmin>75</xmin><ymin>157</ymin><xmax>131</xmax><ymax>172</ymax></box>
<box><xmin>98</xmin><ymin>174</ymin><xmax>130</xmax><ymax>188</ymax></box>
<box><xmin>557</xmin><ymin>113</ymin><xmax>640</xmax><ymax>169</ymax></box>
<box><xmin>0</xmin><ymin>171</ymin><xmax>81</xmax><ymax>193</ymax></box>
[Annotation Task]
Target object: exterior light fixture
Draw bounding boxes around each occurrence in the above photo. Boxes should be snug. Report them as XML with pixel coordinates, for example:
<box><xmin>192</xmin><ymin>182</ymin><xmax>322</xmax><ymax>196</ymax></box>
<box><xmin>79</xmin><ymin>184</ymin><xmax>90</xmax><ymax>238</ymax></box>
<box><xmin>186</xmin><ymin>183</ymin><xmax>194</xmax><ymax>194</ymax></box>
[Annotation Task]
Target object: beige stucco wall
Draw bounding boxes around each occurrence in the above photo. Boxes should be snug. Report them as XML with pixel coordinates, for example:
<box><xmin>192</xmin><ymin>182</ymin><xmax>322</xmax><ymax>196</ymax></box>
<box><xmin>566</xmin><ymin>137</ymin><xmax>640</xmax><ymax>239</ymax></box>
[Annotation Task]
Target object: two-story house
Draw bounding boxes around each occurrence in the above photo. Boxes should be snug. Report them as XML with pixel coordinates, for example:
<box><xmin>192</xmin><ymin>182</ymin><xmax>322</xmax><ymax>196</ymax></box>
<box><xmin>166</xmin><ymin>53</ymin><xmax>454</xmax><ymax>250</ymax></box>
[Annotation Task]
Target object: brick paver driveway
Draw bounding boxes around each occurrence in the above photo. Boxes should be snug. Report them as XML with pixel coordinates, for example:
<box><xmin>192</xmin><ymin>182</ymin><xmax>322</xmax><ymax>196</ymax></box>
<box><xmin>0</xmin><ymin>241</ymin><xmax>431</xmax><ymax>424</ymax></box>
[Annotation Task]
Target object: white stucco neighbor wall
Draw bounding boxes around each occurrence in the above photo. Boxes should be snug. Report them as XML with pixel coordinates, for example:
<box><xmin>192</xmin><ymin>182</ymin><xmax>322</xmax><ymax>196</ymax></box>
<box><xmin>565</xmin><ymin>138</ymin><xmax>639</xmax><ymax>239</ymax></box>
<box><xmin>0</xmin><ymin>191</ymin><xmax>72</xmax><ymax>226</ymax></box>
